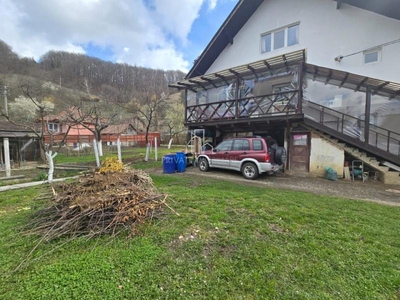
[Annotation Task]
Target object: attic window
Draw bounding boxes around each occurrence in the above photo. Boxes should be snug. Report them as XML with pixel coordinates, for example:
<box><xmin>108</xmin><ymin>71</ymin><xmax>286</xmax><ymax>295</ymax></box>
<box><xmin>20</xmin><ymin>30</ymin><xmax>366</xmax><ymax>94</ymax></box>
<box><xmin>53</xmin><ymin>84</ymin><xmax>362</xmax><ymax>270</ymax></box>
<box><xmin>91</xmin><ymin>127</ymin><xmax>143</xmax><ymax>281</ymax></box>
<box><xmin>364</xmin><ymin>49</ymin><xmax>381</xmax><ymax>64</ymax></box>
<box><xmin>48</xmin><ymin>123</ymin><xmax>59</xmax><ymax>133</ymax></box>
<box><xmin>261</xmin><ymin>23</ymin><xmax>299</xmax><ymax>53</ymax></box>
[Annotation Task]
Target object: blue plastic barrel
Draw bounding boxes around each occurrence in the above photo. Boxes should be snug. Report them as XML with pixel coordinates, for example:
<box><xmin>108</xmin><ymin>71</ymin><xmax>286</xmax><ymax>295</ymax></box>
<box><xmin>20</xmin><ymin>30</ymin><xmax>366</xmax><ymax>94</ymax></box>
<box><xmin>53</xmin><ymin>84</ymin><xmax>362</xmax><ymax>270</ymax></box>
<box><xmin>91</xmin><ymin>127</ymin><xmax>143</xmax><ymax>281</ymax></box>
<box><xmin>176</xmin><ymin>152</ymin><xmax>186</xmax><ymax>173</ymax></box>
<box><xmin>163</xmin><ymin>154</ymin><xmax>176</xmax><ymax>174</ymax></box>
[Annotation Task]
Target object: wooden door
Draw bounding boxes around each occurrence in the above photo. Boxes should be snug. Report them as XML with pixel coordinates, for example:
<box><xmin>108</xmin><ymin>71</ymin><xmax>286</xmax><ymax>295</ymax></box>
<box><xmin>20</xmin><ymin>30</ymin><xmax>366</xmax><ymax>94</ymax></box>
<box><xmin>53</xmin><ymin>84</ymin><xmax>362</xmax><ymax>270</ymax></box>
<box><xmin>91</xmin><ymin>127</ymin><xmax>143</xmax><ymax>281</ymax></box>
<box><xmin>290</xmin><ymin>133</ymin><xmax>310</xmax><ymax>171</ymax></box>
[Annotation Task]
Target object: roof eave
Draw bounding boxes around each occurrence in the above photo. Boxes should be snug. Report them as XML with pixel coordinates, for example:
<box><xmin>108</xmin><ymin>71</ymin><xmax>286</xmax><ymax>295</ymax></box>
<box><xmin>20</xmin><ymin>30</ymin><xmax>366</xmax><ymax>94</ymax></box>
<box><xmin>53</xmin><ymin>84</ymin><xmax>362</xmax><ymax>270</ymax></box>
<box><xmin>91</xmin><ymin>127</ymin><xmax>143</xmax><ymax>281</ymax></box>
<box><xmin>186</xmin><ymin>0</ymin><xmax>264</xmax><ymax>79</ymax></box>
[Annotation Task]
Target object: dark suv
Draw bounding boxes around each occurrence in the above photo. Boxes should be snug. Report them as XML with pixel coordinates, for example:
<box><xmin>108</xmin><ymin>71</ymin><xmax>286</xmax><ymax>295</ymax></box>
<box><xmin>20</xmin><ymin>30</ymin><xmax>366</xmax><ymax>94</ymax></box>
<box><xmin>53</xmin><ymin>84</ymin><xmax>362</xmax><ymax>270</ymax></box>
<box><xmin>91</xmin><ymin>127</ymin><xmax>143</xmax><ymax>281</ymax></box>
<box><xmin>197</xmin><ymin>136</ymin><xmax>286</xmax><ymax>180</ymax></box>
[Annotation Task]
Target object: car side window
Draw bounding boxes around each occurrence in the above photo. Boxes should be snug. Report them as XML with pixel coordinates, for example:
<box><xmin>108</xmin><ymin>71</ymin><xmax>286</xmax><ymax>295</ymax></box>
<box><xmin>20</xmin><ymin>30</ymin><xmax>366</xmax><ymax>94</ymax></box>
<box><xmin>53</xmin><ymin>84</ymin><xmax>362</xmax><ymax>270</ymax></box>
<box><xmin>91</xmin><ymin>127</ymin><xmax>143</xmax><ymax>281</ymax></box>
<box><xmin>233</xmin><ymin>139</ymin><xmax>250</xmax><ymax>151</ymax></box>
<box><xmin>216</xmin><ymin>140</ymin><xmax>233</xmax><ymax>151</ymax></box>
<box><xmin>253</xmin><ymin>139</ymin><xmax>263</xmax><ymax>150</ymax></box>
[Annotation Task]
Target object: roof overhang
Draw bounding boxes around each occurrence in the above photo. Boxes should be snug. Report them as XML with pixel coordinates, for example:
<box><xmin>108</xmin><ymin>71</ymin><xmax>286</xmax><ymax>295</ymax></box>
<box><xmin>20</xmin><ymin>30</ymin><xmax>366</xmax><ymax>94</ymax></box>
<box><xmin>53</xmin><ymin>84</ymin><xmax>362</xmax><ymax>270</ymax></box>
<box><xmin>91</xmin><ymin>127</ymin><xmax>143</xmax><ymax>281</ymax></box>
<box><xmin>0</xmin><ymin>132</ymin><xmax>37</xmax><ymax>138</ymax></box>
<box><xmin>334</xmin><ymin>0</ymin><xmax>400</xmax><ymax>21</ymax></box>
<box><xmin>171</xmin><ymin>49</ymin><xmax>306</xmax><ymax>91</ymax></box>
<box><xmin>171</xmin><ymin>49</ymin><xmax>400</xmax><ymax>99</ymax></box>
<box><xmin>305</xmin><ymin>64</ymin><xmax>400</xmax><ymax>99</ymax></box>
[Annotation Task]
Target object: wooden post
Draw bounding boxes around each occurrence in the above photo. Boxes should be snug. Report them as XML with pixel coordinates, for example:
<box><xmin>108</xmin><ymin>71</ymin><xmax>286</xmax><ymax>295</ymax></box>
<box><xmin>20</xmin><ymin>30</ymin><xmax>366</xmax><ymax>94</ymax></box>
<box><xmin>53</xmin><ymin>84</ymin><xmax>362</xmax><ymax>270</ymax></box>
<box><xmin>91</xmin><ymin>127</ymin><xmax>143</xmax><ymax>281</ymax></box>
<box><xmin>154</xmin><ymin>137</ymin><xmax>158</xmax><ymax>161</ymax></box>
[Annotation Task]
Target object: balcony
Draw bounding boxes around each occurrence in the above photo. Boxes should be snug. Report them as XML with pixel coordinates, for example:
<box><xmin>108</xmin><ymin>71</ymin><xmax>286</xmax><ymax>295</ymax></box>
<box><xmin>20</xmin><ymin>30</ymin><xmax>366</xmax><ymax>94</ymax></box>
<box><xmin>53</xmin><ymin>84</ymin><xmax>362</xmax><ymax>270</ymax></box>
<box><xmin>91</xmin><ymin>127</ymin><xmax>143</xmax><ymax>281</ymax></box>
<box><xmin>186</xmin><ymin>90</ymin><xmax>300</xmax><ymax>124</ymax></box>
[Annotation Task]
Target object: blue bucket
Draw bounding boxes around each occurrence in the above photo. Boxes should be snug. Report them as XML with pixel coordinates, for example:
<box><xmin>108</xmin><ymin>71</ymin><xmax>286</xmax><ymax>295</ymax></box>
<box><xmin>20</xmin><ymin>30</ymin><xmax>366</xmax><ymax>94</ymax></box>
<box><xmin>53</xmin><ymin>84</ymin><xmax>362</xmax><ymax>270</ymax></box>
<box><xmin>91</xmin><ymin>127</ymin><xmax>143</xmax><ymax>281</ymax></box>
<box><xmin>176</xmin><ymin>152</ymin><xmax>186</xmax><ymax>173</ymax></box>
<box><xmin>163</xmin><ymin>154</ymin><xmax>176</xmax><ymax>174</ymax></box>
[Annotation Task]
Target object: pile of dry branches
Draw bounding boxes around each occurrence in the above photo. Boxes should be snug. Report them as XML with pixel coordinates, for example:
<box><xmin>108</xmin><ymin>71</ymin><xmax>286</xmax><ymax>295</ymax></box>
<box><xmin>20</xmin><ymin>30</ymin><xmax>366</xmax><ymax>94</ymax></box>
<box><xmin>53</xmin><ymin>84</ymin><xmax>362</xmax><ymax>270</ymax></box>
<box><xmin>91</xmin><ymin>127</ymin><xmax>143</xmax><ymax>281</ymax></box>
<box><xmin>25</xmin><ymin>168</ymin><xmax>170</xmax><ymax>241</ymax></box>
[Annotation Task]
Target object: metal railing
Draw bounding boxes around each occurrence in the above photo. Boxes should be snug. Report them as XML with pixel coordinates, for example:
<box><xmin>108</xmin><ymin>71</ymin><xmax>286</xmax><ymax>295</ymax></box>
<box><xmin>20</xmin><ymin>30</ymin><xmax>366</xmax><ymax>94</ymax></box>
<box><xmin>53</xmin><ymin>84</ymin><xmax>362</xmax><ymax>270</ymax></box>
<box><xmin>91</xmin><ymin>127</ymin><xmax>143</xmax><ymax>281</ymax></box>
<box><xmin>303</xmin><ymin>100</ymin><xmax>400</xmax><ymax>158</ymax></box>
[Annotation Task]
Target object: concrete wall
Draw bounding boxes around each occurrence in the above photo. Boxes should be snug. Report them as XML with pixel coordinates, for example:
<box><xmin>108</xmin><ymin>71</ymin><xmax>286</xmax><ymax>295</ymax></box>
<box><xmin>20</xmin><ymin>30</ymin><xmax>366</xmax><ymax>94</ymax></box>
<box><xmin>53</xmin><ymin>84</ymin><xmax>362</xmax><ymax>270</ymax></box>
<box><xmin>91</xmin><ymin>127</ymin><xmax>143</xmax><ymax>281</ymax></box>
<box><xmin>206</xmin><ymin>0</ymin><xmax>400</xmax><ymax>83</ymax></box>
<box><xmin>309</xmin><ymin>133</ymin><xmax>344</xmax><ymax>177</ymax></box>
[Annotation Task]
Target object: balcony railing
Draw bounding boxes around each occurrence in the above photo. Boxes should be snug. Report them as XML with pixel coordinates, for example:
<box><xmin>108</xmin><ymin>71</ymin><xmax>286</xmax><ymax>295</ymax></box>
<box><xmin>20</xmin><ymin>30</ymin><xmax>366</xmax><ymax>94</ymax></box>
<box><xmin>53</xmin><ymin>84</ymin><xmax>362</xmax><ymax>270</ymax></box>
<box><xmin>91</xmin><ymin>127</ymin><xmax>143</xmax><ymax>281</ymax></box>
<box><xmin>186</xmin><ymin>90</ymin><xmax>300</xmax><ymax>123</ymax></box>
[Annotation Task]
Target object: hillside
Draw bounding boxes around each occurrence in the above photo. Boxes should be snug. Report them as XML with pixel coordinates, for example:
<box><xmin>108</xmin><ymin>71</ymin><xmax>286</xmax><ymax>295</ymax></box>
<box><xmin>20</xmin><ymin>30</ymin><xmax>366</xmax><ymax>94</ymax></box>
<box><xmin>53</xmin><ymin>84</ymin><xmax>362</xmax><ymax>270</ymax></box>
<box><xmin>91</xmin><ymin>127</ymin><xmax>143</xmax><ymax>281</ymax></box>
<box><xmin>0</xmin><ymin>39</ymin><xmax>185</xmax><ymax>109</ymax></box>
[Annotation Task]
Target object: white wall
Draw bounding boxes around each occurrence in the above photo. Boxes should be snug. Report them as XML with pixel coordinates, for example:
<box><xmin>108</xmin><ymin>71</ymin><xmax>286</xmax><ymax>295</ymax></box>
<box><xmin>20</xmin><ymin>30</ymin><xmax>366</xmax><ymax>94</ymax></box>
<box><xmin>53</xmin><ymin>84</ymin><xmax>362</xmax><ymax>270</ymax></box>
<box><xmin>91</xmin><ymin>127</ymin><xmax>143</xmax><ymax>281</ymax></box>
<box><xmin>206</xmin><ymin>0</ymin><xmax>400</xmax><ymax>83</ymax></box>
<box><xmin>309</xmin><ymin>133</ymin><xmax>344</xmax><ymax>178</ymax></box>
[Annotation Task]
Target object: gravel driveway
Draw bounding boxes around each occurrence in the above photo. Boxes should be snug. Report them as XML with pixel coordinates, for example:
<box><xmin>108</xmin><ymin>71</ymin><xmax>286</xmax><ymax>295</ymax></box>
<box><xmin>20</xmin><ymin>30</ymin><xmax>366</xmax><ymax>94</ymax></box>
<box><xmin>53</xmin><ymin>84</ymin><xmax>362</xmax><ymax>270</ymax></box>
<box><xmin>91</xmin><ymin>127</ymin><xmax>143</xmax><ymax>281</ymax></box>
<box><xmin>157</xmin><ymin>166</ymin><xmax>400</xmax><ymax>207</ymax></box>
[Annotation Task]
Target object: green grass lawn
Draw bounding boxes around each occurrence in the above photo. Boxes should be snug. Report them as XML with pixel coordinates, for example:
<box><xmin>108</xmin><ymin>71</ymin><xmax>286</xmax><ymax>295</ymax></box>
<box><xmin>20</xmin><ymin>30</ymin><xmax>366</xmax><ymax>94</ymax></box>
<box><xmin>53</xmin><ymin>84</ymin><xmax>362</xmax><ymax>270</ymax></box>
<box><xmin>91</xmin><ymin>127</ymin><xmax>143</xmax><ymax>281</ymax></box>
<box><xmin>54</xmin><ymin>145</ymin><xmax>184</xmax><ymax>166</ymax></box>
<box><xmin>0</xmin><ymin>172</ymin><xmax>399</xmax><ymax>299</ymax></box>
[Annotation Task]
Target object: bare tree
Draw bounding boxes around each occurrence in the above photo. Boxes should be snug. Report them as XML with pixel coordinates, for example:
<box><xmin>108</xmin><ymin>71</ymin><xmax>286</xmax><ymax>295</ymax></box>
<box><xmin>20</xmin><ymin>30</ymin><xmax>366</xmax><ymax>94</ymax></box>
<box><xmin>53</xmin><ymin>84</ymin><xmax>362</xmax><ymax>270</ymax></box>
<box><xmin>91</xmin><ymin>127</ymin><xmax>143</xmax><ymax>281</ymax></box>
<box><xmin>163</xmin><ymin>93</ymin><xmax>185</xmax><ymax>144</ymax></box>
<box><xmin>127</xmin><ymin>93</ymin><xmax>167</xmax><ymax>145</ymax></box>
<box><xmin>68</xmin><ymin>79</ymin><xmax>120</xmax><ymax>166</ymax></box>
<box><xmin>1</xmin><ymin>84</ymin><xmax>72</xmax><ymax>182</ymax></box>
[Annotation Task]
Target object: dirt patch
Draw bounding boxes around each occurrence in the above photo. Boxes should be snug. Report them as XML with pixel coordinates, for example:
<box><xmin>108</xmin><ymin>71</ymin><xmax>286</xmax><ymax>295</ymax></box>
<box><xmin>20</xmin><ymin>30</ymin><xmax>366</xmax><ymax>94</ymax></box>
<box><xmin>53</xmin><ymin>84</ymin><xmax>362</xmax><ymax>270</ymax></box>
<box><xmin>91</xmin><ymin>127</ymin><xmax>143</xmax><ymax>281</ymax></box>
<box><xmin>152</xmin><ymin>166</ymin><xmax>400</xmax><ymax>207</ymax></box>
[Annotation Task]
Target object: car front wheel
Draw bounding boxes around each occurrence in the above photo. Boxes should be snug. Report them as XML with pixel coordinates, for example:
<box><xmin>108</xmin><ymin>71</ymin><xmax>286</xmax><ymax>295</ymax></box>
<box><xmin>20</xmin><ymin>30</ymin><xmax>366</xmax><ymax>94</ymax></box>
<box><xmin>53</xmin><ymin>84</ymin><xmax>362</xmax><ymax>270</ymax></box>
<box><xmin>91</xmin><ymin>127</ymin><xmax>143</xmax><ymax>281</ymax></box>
<box><xmin>242</xmin><ymin>162</ymin><xmax>259</xmax><ymax>180</ymax></box>
<box><xmin>198</xmin><ymin>157</ymin><xmax>209</xmax><ymax>172</ymax></box>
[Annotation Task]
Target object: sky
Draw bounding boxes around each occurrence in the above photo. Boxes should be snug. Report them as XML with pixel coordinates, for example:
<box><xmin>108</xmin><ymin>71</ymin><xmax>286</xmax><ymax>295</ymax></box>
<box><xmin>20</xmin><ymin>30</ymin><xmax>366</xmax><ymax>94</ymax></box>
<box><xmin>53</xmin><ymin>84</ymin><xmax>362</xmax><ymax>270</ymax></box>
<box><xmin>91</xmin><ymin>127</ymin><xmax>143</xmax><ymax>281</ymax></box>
<box><xmin>0</xmin><ymin>0</ymin><xmax>237</xmax><ymax>73</ymax></box>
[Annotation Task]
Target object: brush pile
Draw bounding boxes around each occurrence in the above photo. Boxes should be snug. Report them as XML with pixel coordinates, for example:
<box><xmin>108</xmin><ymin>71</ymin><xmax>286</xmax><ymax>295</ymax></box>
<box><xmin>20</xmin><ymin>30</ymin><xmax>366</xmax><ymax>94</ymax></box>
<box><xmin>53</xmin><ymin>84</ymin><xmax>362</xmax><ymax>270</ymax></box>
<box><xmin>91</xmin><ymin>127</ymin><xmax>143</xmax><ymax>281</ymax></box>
<box><xmin>26</xmin><ymin>161</ymin><xmax>168</xmax><ymax>241</ymax></box>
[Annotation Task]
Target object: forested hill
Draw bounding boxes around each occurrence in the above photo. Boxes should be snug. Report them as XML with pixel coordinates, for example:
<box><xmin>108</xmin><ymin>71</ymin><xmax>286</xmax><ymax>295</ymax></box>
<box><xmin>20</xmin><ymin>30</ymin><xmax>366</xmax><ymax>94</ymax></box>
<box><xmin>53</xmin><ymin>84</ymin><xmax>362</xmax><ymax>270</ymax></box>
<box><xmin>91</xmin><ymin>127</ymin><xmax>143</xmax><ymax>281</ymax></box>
<box><xmin>0</xmin><ymin>39</ymin><xmax>186</xmax><ymax>105</ymax></box>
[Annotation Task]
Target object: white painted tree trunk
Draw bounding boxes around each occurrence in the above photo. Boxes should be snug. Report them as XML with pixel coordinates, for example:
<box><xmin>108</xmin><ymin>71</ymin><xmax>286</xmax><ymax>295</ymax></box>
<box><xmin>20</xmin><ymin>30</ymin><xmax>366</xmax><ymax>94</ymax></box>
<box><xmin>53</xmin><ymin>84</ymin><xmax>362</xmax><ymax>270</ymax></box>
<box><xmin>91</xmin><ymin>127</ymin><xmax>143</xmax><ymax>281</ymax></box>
<box><xmin>117</xmin><ymin>137</ymin><xmax>122</xmax><ymax>163</ymax></box>
<box><xmin>45</xmin><ymin>150</ymin><xmax>58</xmax><ymax>183</ymax></box>
<box><xmin>93</xmin><ymin>139</ymin><xmax>100</xmax><ymax>167</ymax></box>
<box><xmin>145</xmin><ymin>143</ymin><xmax>150</xmax><ymax>162</ymax></box>
<box><xmin>98</xmin><ymin>140</ymin><xmax>103</xmax><ymax>157</ymax></box>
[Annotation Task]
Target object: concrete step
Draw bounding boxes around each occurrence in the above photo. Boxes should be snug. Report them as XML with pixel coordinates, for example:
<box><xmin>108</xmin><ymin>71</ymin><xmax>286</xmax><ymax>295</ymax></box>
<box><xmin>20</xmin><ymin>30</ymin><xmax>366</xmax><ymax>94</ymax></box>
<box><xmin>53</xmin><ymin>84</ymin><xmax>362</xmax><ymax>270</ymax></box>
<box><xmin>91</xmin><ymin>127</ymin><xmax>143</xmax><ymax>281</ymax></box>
<box><xmin>380</xmin><ymin>171</ymin><xmax>400</xmax><ymax>185</ymax></box>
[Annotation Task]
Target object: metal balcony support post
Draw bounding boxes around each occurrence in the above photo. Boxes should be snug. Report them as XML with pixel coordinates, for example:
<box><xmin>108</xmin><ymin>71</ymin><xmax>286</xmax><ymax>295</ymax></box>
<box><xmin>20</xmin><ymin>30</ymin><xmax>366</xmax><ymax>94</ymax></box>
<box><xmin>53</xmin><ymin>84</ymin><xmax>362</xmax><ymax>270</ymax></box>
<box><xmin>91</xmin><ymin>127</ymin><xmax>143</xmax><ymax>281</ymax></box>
<box><xmin>234</xmin><ymin>76</ymin><xmax>239</xmax><ymax>118</ymax></box>
<box><xmin>364</xmin><ymin>86</ymin><xmax>371</xmax><ymax>145</ymax></box>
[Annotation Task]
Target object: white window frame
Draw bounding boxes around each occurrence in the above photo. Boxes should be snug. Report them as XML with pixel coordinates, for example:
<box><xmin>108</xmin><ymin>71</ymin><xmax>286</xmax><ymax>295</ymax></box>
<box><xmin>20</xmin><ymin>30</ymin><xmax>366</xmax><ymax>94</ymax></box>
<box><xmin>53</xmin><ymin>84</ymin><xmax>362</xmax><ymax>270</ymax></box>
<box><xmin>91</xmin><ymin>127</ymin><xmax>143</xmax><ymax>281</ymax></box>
<box><xmin>48</xmin><ymin>123</ymin><xmax>59</xmax><ymax>133</ymax></box>
<box><xmin>363</xmin><ymin>48</ymin><xmax>381</xmax><ymax>64</ymax></box>
<box><xmin>261</xmin><ymin>23</ymin><xmax>300</xmax><ymax>54</ymax></box>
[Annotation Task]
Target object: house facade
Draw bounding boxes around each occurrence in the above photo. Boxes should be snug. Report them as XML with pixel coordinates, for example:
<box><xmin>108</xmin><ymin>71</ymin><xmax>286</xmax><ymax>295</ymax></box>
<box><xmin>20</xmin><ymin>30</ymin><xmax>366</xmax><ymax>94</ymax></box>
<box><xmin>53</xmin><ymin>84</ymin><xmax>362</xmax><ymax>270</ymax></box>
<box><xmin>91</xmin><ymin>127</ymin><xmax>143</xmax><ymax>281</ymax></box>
<box><xmin>44</xmin><ymin>109</ymin><xmax>159</xmax><ymax>147</ymax></box>
<box><xmin>171</xmin><ymin>0</ymin><xmax>400</xmax><ymax>184</ymax></box>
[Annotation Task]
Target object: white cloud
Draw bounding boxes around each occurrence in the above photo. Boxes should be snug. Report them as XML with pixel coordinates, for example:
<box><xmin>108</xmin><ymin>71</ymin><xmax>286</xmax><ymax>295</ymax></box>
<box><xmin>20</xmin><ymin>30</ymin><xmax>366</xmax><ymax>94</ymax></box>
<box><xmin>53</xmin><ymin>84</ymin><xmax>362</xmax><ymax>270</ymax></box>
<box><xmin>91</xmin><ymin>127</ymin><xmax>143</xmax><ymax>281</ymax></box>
<box><xmin>152</xmin><ymin>0</ymin><xmax>204</xmax><ymax>44</ymax></box>
<box><xmin>0</xmin><ymin>0</ymin><xmax>217</xmax><ymax>72</ymax></box>
<box><xmin>208</xmin><ymin>0</ymin><xmax>218</xmax><ymax>11</ymax></box>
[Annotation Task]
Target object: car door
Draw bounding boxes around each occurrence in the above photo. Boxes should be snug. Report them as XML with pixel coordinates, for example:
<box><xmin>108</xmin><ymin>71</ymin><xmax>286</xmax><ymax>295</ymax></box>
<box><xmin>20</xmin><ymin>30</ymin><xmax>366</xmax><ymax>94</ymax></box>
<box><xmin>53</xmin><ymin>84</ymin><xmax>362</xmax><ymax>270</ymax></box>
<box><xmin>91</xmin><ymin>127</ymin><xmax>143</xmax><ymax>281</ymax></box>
<box><xmin>229</xmin><ymin>139</ymin><xmax>251</xmax><ymax>170</ymax></box>
<box><xmin>211</xmin><ymin>140</ymin><xmax>232</xmax><ymax>168</ymax></box>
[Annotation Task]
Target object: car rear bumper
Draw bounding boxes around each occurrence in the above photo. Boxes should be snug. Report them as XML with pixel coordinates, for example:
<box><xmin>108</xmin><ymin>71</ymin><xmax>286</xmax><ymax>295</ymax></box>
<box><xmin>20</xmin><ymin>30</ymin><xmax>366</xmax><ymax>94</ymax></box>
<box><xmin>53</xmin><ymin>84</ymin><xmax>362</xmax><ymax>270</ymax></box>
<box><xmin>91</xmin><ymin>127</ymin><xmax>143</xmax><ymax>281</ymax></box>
<box><xmin>258</xmin><ymin>162</ymin><xmax>274</xmax><ymax>173</ymax></box>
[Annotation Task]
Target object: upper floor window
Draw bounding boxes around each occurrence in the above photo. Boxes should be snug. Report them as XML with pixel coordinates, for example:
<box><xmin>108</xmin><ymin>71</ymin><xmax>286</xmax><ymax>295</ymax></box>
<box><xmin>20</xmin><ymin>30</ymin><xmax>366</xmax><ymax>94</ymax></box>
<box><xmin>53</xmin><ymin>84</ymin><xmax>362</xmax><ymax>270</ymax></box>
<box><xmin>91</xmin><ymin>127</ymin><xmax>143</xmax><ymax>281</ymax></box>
<box><xmin>48</xmin><ymin>123</ymin><xmax>59</xmax><ymax>133</ymax></box>
<box><xmin>261</xmin><ymin>23</ymin><xmax>299</xmax><ymax>53</ymax></box>
<box><xmin>364</xmin><ymin>48</ymin><xmax>381</xmax><ymax>64</ymax></box>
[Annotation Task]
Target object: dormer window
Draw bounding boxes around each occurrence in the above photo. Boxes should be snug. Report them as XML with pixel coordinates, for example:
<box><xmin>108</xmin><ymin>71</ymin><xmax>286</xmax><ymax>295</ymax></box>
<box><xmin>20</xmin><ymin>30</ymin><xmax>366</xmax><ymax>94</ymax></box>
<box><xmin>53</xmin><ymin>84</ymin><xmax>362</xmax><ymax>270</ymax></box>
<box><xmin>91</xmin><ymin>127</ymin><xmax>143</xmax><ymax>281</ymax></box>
<box><xmin>48</xmin><ymin>123</ymin><xmax>59</xmax><ymax>133</ymax></box>
<box><xmin>261</xmin><ymin>23</ymin><xmax>299</xmax><ymax>53</ymax></box>
<box><xmin>364</xmin><ymin>48</ymin><xmax>381</xmax><ymax>64</ymax></box>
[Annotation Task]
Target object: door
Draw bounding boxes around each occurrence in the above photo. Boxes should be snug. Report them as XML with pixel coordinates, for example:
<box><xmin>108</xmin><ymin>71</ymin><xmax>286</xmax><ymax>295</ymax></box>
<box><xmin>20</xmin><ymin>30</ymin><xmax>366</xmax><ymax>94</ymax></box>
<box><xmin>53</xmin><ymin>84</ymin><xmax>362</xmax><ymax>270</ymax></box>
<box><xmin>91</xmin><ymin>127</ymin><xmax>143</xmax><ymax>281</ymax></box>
<box><xmin>211</xmin><ymin>140</ymin><xmax>232</xmax><ymax>168</ymax></box>
<box><xmin>290</xmin><ymin>133</ymin><xmax>310</xmax><ymax>171</ymax></box>
<box><xmin>229</xmin><ymin>139</ymin><xmax>251</xmax><ymax>170</ymax></box>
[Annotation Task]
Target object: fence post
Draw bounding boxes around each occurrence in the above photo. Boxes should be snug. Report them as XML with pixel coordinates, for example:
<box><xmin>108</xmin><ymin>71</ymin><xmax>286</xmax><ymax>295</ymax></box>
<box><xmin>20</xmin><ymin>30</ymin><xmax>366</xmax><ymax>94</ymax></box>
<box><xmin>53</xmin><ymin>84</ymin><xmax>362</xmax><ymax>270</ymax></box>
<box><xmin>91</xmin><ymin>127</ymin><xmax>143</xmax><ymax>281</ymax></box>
<box><xmin>155</xmin><ymin>137</ymin><xmax>158</xmax><ymax>161</ymax></box>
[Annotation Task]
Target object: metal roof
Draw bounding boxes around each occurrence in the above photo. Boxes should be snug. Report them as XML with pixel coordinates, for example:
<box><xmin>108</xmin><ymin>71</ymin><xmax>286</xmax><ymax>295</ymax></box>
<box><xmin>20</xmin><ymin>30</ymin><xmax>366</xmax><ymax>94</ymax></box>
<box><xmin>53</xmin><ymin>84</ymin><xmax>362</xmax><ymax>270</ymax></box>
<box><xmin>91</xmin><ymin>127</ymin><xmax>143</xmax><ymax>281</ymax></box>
<box><xmin>187</xmin><ymin>0</ymin><xmax>400</xmax><ymax>79</ymax></box>
<box><xmin>171</xmin><ymin>49</ymin><xmax>306</xmax><ymax>90</ymax></box>
<box><xmin>305</xmin><ymin>64</ymin><xmax>400</xmax><ymax>99</ymax></box>
<box><xmin>171</xmin><ymin>49</ymin><xmax>400</xmax><ymax>99</ymax></box>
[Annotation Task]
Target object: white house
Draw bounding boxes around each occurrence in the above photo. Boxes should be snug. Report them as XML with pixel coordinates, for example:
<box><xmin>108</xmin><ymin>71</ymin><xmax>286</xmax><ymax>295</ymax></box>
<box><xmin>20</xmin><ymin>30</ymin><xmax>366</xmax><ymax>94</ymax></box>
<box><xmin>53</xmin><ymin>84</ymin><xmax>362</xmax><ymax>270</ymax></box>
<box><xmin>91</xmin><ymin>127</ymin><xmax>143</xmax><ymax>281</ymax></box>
<box><xmin>171</xmin><ymin>0</ymin><xmax>400</xmax><ymax>184</ymax></box>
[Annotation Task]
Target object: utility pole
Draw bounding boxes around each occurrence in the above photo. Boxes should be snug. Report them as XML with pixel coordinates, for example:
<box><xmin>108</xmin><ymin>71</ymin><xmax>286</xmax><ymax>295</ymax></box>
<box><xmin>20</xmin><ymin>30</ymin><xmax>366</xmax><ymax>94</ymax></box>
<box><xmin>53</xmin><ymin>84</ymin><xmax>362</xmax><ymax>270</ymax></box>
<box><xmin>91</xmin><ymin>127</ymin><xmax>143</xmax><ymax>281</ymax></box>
<box><xmin>3</xmin><ymin>84</ymin><xmax>11</xmax><ymax>177</ymax></box>
<box><xmin>3</xmin><ymin>84</ymin><xmax>8</xmax><ymax>116</ymax></box>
